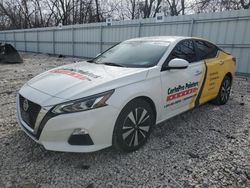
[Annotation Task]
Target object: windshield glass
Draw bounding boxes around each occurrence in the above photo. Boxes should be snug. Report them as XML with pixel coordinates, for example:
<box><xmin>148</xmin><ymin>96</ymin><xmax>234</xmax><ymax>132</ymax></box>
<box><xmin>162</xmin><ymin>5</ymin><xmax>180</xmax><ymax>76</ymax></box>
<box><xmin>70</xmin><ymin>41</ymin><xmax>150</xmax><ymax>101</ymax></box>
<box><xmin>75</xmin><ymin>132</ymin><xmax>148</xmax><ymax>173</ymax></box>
<box><xmin>93</xmin><ymin>41</ymin><xmax>170</xmax><ymax>68</ymax></box>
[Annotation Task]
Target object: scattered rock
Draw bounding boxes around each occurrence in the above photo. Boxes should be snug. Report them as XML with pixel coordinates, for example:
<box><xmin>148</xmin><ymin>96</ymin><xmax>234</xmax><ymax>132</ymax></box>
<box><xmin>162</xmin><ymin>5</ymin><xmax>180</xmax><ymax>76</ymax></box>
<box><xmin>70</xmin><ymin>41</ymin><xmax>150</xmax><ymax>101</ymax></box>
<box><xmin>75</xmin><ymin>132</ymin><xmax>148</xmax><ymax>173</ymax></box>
<box><xmin>226</xmin><ymin>134</ymin><xmax>236</xmax><ymax>140</ymax></box>
<box><xmin>78</xmin><ymin>164</ymin><xmax>90</xmax><ymax>170</ymax></box>
<box><xmin>0</xmin><ymin>90</ymin><xmax>12</xmax><ymax>95</ymax></box>
<box><xmin>240</xmin><ymin>95</ymin><xmax>245</xmax><ymax>105</ymax></box>
<box><xmin>86</xmin><ymin>183</ymin><xmax>95</xmax><ymax>188</ymax></box>
<box><xmin>244</xmin><ymin>171</ymin><xmax>250</xmax><ymax>180</ymax></box>
<box><xmin>243</xmin><ymin>129</ymin><xmax>249</xmax><ymax>135</ymax></box>
<box><xmin>187</xmin><ymin>151</ymin><xmax>200</xmax><ymax>159</ymax></box>
<box><xmin>209</xmin><ymin>128</ymin><xmax>222</xmax><ymax>134</ymax></box>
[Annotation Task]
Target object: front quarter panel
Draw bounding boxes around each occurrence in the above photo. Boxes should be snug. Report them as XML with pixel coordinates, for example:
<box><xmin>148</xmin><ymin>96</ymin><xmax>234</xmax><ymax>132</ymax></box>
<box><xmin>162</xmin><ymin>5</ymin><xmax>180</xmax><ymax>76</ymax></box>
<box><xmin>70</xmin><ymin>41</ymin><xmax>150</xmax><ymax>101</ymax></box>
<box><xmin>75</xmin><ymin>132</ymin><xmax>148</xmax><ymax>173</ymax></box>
<box><xmin>107</xmin><ymin>67</ymin><xmax>163</xmax><ymax>123</ymax></box>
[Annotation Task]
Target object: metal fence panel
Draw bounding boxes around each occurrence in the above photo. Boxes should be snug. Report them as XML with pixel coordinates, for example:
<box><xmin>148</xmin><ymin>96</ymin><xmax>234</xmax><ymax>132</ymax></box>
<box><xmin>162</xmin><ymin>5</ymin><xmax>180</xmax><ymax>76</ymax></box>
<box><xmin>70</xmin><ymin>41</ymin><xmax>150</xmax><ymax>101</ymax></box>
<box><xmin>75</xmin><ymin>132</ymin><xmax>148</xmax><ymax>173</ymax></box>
<box><xmin>39</xmin><ymin>43</ymin><xmax>52</xmax><ymax>54</ymax></box>
<box><xmin>15</xmin><ymin>42</ymin><xmax>25</xmax><ymax>51</ymax></box>
<box><xmin>39</xmin><ymin>31</ymin><xmax>53</xmax><ymax>41</ymax></box>
<box><xmin>0</xmin><ymin>9</ymin><xmax>250</xmax><ymax>74</ymax></box>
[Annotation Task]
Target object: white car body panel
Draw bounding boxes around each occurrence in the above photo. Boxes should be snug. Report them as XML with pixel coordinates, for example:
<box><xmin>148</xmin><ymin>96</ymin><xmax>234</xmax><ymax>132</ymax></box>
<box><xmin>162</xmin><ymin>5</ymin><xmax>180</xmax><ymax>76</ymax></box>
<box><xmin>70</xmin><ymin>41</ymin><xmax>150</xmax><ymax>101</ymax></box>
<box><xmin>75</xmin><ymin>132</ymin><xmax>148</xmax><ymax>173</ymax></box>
<box><xmin>39</xmin><ymin>105</ymin><xmax>119</xmax><ymax>152</ymax></box>
<box><xmin>19</xmin><ymin>84</ymin><xmax>66</xmax><ymax>106</ymax></box>
<box><xmin>27</xmin><ymin>62</ymin><xmax>149</xmax><ymax>101</ymax></box>
<box><xmin>160</xmin><ymin>61</ymin><xmax>204</xmax><ymax>118</ymax></box>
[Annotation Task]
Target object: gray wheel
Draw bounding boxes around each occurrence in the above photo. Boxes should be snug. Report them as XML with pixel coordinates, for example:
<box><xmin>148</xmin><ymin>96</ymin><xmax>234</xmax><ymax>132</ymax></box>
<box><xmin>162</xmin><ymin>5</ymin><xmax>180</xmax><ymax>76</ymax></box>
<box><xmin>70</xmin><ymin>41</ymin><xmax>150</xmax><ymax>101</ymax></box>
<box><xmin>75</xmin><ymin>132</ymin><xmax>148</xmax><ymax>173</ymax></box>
<box><xmin>112</xmin><ymin>99</ymin><xmax>155</xmax><ymax>152</ymax></box>
<box><xmin>211</xmin><ymin>75</ymin><xmax>231</xmax><ymax>105</ymax></box>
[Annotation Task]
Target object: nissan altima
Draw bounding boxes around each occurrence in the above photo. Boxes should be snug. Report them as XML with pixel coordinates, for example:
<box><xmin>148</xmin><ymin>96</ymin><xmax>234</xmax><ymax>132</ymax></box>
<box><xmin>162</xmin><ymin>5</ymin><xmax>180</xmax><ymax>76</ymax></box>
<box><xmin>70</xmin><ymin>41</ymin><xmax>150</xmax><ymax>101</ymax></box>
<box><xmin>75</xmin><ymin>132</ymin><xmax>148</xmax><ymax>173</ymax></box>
<box><xmin>16</xmin><ymin>36</ymin><xmax>236</xmax><ymax>152</ymax></box>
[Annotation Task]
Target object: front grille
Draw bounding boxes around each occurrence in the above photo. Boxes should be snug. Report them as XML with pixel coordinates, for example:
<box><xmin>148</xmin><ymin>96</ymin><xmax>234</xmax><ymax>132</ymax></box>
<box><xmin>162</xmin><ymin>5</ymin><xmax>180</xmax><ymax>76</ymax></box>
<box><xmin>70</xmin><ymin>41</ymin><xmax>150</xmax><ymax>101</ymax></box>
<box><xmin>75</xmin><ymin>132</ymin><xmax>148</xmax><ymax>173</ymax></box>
<box><xmin>19</xmin><ymin>95</ymin><xmax>41</xmax><ymax>130</ymax></box>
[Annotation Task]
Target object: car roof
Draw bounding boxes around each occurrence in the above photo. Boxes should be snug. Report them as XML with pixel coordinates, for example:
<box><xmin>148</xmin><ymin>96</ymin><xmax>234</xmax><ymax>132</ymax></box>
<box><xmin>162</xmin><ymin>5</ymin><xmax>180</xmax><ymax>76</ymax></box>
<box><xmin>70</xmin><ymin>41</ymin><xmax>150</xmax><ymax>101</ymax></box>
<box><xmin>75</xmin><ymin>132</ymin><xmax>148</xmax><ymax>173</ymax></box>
<box><xmin>126</xmin><ymin>36</ymin><xmax>190</xmax><ymax>43</ymax></box>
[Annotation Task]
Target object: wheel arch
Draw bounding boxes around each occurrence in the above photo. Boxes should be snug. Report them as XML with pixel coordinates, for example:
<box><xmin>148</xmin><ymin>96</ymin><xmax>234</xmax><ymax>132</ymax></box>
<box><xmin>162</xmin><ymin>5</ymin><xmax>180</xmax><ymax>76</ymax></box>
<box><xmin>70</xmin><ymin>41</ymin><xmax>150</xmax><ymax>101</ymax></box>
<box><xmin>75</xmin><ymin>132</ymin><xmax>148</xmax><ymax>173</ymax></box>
<box><xmin>125</xmin><ymin>96</ymin><xmax>157</xmax><ymax>124</ymax></box>
<box><xmin>215</xmin><ymin>72</ymin><xmax>233</xmax><ymax>97</ymax></box>
<box><xmin>225</xmin><ymin>72</ymin><xmax>233</xmax><ymax>82</ymax></box>
<box><xmin>118</xmin><ymin>95</ymin><xmax>158</xmax><ymax>125</ymax></box>
<box><xmin>112</xmin><ymin>95</ymin><xmax>157</xmax><ymax>151</ymax></box>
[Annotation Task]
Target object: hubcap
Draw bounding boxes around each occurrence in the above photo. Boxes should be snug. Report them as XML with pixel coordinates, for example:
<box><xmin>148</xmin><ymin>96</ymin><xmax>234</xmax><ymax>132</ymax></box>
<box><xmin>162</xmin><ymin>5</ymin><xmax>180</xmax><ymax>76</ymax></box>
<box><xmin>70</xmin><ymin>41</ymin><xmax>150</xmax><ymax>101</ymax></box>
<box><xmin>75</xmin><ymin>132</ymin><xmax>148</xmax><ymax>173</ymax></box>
<box><xmin>122</xmin><ymin>107</ymin><xmax>151</xmax><ymax>147</ymax></box>
<box><xmin>221</xmin><ymin>79</ymin><xmax>231</xmax><ymax>103</ymax></box>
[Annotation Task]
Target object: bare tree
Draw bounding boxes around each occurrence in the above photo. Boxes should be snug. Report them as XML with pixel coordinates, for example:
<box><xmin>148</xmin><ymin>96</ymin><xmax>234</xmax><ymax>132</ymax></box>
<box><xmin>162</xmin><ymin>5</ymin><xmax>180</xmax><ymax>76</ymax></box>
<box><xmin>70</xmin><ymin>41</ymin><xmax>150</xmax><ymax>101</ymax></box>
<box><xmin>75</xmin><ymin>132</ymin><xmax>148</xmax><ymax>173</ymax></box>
<box><xmin>130</xmin><ymin>0</ymin><xmax>137</xmax><ymax>19</ymax></box>
<box><xmin>240</xmin><ymin>0</ymin><xmax>250</xmax><ymax>9</ymax></box>
<box><xmin>192</xmin><ymin>0</ymin><xmax>250</xmax><ymax>13</ymax></box>
<box><xmin>165</xmin><ymin>0</ymin><xmax>186</xmax><ymax>16</ymax></box>
<box><xmin>0</xmin><ymin>0</ymin><xmax>249</xmax><ymax>30</ymax></box>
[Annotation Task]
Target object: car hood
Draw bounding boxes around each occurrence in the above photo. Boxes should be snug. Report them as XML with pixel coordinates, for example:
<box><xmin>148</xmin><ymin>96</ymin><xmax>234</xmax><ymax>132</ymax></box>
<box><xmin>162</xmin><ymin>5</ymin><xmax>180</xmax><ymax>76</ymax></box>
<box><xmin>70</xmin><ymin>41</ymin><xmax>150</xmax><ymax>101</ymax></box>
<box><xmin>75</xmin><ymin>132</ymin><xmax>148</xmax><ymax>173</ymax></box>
<box><xmin>27</xmin><ymin>61</ymin><xmax>149</xmax><ymax>100</ymax></box>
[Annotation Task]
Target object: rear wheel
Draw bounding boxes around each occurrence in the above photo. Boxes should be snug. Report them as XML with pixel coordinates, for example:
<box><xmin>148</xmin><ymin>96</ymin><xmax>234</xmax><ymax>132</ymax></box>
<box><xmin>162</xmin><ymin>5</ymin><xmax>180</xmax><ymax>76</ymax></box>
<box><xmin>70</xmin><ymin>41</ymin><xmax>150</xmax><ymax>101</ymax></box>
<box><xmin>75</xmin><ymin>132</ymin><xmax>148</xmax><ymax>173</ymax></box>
<box><xmin>211</xmin><ymin>75</ymin><xmax>232</xmax><ymax>105</ymax></box>
<box><xmin>112</xmin><ymin>99</ymin><xmax>155</xmax><ymax>152</ymax></box>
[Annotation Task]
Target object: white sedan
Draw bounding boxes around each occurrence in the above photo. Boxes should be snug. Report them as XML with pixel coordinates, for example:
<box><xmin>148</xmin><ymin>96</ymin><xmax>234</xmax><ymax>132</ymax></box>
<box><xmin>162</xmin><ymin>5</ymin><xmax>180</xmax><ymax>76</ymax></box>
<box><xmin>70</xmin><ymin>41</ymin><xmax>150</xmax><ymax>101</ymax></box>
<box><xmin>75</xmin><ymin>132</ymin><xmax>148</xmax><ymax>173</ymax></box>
<box><xmin>16</xmin><ymin>36</ymin><xmax>236</xmax><ymax>152</ymax></box>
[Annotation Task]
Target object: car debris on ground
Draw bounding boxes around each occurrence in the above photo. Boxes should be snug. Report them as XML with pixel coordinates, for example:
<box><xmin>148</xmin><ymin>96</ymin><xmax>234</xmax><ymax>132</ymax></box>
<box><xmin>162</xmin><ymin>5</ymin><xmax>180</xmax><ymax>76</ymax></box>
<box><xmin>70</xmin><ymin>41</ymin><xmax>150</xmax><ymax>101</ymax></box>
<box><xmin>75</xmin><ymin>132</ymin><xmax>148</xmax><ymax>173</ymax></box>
<box><xmin>0</xmin><ymin>43</ymin><xmax>23</xmax><ymax>64</ymax></box>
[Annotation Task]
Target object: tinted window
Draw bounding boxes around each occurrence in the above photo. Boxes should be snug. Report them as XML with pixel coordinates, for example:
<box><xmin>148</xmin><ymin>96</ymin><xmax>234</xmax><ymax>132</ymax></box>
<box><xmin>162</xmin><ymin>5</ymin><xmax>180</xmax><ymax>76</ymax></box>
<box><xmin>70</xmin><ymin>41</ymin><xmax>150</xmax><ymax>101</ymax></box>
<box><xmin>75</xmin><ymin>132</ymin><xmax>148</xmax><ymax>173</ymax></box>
<box><xmin>195</xmin><ymin>40</ymin><xmax>218</xmax><ymax>60</ymax></box>
<box><xmin>94</xmin><ymin>41</ymin><xmax>169</xmax><ymax>68</ymax></box>
<box><xmin>167</xmin><ymin>40</ymin><xmax>197</xmax><ymax>63</ymax></box>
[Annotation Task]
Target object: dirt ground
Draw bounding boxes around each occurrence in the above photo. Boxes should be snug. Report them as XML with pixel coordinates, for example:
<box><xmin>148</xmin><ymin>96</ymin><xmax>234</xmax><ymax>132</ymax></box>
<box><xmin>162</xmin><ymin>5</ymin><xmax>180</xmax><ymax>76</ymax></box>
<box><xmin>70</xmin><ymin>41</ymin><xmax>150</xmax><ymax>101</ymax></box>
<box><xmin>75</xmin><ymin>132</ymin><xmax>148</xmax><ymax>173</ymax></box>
<box><xmin>0</xmin><ymin>53</ymin><xmax>249</xmax><ymax>188</ymax></box>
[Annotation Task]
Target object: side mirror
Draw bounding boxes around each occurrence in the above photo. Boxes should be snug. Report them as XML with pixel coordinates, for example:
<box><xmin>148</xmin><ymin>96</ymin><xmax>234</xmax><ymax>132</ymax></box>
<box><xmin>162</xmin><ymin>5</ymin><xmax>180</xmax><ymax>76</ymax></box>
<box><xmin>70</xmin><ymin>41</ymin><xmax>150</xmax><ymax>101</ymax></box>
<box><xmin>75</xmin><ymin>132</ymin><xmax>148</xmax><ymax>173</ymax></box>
<box><xmin>165</xmin><ymin>58</ymin><xmax>189</xmax><ymax>70</ymax></box>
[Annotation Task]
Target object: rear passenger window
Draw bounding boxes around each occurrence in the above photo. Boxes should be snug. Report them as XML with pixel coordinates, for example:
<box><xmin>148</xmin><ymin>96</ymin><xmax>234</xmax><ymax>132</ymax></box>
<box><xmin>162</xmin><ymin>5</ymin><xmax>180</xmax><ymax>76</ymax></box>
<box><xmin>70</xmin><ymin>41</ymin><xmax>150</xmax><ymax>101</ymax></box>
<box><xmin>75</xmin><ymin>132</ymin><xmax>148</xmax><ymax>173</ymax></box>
<box><xmin>195</xmin><ymin>40</ymin><xmax>218</xmax><ymax>60</ymax></box>
<box><xmin>168</xmin><ymin>40</ymin><xmax>197</xmax><ymax>63</ymax></box>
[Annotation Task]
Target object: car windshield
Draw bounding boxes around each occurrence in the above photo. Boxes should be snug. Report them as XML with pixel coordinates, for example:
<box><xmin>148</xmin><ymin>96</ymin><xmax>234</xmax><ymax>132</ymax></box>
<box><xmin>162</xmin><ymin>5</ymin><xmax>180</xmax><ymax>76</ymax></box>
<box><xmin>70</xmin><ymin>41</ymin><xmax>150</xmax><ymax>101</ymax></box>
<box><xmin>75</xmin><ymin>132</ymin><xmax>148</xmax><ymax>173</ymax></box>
<box><xmin>92</xmin><ymin>41</ymin><xmax>170</xmax><ymax>68</ymax></box>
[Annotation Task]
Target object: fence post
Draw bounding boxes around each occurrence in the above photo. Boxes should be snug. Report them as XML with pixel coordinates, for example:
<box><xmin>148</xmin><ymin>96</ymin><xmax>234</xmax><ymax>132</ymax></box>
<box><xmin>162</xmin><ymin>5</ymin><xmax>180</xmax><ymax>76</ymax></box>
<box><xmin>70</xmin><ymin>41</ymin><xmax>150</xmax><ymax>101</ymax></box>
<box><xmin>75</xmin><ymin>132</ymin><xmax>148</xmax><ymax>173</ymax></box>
<box><xmin>37</xmin><ymin>29</ymin><xmax>39</xmax><ymax>53</ymax></box>
<box><xmin>189</xmin><ymin>19</ymin><xmax>195</xmax><ymax>37</ymax></box>
<box><xmin>138</xmin><ymin>22</ymin><xmax>142</xmax><ymax>37</ymax></box>
<box><xmin>4</xmin><ymin>32</ymin><xmax>6</xmax><ymax>43</ymax></box>
<box><xmin>72</xmin><ymin>27</ymin><xmax>74</xmax><ymax>56</ymax></box>
<box><xmin>13</xmin><ymin>31</ymin><xmax>16</xmax><ymax>47</ymax></box>
<box><xmin>52</xmin><ymin>29</ymin><xmax>55</xmax><ymax>55</ymax></box>
<box><xmin>100</xmin><ymin>25</ymin><xmax>103</xmax><ymax>53</ymax></box>
<box><xmin>24</xmin><ymin>30</ymin><xmax>27</xmax><ymax>51</ymax></box>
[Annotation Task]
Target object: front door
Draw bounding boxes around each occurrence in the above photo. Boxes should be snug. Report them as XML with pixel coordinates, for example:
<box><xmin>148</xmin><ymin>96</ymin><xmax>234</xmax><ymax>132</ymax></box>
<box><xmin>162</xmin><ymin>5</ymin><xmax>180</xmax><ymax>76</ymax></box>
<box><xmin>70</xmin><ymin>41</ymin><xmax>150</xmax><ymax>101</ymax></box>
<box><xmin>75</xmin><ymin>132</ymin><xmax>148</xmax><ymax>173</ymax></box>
<box><xmin>160</xmin><ymin>40</ymin><xmax>206</xmax><ymax>118</ymax></box>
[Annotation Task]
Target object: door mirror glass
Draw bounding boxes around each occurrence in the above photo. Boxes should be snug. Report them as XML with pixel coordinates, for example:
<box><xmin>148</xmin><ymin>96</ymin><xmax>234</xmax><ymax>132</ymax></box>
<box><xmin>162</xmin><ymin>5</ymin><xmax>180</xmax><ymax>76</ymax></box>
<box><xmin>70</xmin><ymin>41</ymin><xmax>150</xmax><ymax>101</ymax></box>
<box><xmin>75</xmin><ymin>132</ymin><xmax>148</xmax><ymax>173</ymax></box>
<box><xmin>167</xmin><ymin>58</ymin><xmax>189</xmax><ymax>70</ymax></box>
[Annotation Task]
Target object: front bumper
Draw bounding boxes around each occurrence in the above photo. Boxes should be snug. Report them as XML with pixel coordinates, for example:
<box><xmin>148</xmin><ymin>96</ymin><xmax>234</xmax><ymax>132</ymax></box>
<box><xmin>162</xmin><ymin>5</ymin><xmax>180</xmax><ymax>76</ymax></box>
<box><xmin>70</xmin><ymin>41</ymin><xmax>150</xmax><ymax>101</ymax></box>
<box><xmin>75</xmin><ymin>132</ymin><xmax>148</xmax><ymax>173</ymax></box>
<box><xmin>16</xmin><ymin>94</ymin><xmax>120</xmax><ymax>153</ymax></box>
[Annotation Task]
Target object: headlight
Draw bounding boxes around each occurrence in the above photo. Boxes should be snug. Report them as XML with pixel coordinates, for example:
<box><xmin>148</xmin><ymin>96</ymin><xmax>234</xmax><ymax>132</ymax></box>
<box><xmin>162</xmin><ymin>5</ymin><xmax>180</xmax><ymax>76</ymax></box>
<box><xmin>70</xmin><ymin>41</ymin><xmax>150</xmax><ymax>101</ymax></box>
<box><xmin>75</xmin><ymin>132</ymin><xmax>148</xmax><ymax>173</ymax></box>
<box><xmin>51</xmin><ymin>90</ymin><xmax>114</xmax><ymax>114</ymax></box>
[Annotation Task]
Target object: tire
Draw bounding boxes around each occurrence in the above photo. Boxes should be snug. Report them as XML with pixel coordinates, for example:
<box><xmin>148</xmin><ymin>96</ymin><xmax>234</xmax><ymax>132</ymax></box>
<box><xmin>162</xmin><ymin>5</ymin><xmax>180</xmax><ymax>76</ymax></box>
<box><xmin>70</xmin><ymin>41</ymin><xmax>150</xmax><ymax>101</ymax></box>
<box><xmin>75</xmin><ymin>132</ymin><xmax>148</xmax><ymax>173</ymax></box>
<box><xmin>112</xmin><ymin>98</ymin><xmax>155</xmax><ymax>152</ymax></box>
<box><xmin>211</xmin><ymin>75</ymin><xmax>232</xmax><ymax>105</ymax></box>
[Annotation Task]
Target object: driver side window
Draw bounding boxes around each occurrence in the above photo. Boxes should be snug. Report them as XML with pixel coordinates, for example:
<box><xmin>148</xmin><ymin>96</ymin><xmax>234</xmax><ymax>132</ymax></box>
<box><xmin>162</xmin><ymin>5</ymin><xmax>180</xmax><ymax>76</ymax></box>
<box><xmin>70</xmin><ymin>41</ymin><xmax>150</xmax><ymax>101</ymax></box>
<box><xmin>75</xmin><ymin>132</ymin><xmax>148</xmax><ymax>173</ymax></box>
<box><xmin>163</xmin><ymin>40</ymin><xmax>197</xmax><ymax>69</ymax></box>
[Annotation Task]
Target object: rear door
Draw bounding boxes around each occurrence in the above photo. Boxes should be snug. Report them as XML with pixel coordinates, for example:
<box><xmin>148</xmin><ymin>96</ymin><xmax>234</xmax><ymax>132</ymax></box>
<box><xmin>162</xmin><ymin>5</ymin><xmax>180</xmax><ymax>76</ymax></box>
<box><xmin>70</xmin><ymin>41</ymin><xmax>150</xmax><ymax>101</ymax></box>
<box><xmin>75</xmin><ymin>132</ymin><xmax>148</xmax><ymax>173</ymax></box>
<box><xmin>160</xmin><ymin>39</ymin><xmax>205</xmax><ymax>118</ymax></box>
<box><xmin>193</xmin><ymin>40</ymin><xmax>223</xmax><ymax>104</ymax></box>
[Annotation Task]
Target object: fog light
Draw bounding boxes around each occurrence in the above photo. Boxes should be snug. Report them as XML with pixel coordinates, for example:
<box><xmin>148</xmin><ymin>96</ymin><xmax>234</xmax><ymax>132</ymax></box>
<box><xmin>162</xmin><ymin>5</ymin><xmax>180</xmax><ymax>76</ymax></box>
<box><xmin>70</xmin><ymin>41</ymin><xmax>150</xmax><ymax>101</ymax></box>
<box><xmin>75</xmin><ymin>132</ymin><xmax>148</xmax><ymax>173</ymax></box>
<box><xmin>68</xmin><ymin>129</ymin><xmax>94</xmax><ymax>146</ymax></box>
<box><xmin>72</xmin><ymin>128</ymin><xmax>88</xmax><ymax>135</ymax></box>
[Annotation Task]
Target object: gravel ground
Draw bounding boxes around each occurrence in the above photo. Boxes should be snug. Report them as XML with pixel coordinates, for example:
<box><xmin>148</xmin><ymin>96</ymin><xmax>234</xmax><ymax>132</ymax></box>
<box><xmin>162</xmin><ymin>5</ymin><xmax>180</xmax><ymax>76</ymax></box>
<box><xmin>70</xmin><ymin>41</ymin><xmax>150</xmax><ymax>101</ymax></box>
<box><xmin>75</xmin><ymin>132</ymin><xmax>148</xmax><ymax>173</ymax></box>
<box><xmin>0</xmin><ymin>53</ymin><xmax>249</xmax><ymax>188</ymax></box>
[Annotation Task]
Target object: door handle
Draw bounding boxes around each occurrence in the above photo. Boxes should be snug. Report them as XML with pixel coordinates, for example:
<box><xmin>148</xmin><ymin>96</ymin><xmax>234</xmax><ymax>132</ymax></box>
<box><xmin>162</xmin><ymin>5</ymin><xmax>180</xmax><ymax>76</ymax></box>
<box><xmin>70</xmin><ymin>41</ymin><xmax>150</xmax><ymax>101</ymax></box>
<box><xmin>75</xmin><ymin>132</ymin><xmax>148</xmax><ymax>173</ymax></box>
<box><xmin>194</xmin><ymin>70</ymin><xmax>202</xmax><ymax>76</ymax></box>
<box><xmin>219</xmin><ymin>60</ymin><xmax>224</xmax><ymax>65</ymax></box>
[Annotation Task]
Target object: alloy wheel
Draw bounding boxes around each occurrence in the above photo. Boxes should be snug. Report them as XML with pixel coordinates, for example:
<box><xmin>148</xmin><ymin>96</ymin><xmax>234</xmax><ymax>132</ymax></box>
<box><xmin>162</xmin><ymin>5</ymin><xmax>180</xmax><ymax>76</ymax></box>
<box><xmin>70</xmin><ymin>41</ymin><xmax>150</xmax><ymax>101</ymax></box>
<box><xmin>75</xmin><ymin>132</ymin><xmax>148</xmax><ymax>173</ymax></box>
<box><xmin>122</xmin><ymin>107</ymin><xmax>151</xmax><ymax>147</ymax></box>
<box><xmin>221</xmin><ymin>78</ymin><xmax>231</xmax><ymax>103</ymax></box>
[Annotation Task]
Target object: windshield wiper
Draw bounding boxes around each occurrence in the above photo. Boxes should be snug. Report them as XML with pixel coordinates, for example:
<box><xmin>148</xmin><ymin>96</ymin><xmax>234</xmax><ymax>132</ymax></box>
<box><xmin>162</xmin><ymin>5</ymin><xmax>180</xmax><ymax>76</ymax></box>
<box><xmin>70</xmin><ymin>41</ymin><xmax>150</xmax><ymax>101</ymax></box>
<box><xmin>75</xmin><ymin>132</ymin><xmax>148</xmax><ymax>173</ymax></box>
<box><xmin>102</xmin><ymin>62</ymin><xmax>124</xmax><ymax>67</ymax></box>
<box><xmin>86</xmin><ymin>59</ymin><xmax>95</xmax><ymax>63</ymax></box>
<box><xmin>86</xmin><ymin>59</ymin><xmax>99</xmax><ymax>64</ymax></box>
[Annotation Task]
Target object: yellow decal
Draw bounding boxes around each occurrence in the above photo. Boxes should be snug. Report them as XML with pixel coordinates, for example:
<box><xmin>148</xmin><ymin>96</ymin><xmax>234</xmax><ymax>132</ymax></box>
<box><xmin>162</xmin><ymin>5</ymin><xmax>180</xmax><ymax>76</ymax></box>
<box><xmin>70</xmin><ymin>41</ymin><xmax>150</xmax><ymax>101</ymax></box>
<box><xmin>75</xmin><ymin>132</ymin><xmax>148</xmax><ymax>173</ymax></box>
<box><xmin>199</xmin><ymin>51</ymin><xmax>235</xmax><ymax>104</ymax></box>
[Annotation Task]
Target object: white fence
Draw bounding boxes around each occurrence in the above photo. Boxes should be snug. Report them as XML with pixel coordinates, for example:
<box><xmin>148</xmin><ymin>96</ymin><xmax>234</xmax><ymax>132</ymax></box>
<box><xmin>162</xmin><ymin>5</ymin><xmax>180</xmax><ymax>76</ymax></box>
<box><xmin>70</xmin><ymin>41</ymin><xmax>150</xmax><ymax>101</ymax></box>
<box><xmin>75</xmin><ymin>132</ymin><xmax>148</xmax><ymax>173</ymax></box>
<box><xmin>0</xmin><ymin>9</ymin><xmax>250</xmax><ymax>74</ymax></box>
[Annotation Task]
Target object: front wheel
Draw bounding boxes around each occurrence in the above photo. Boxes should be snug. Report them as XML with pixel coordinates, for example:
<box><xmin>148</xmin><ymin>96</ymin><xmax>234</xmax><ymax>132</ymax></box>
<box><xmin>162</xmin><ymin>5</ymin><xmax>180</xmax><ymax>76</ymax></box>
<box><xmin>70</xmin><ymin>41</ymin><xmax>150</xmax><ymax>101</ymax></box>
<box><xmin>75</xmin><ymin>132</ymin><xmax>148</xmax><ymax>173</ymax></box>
<box><xmin>112</xmin><ymin>99</ymin><xmax>155</xmax><ymax>152</ymax></box>
<box><xmin>211</xmin><ymin>75</ymin><xmax>232</xmax><ymax>105</ymax></box>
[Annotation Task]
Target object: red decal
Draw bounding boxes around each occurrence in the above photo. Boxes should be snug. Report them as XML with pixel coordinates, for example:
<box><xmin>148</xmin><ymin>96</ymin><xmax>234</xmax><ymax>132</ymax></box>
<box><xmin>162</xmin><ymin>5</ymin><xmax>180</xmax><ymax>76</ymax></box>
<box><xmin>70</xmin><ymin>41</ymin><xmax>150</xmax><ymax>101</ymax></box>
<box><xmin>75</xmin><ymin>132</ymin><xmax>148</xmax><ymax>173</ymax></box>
<box><xmin>50</xmin><ymin>70</ymin><xmax>90</xmax><ymax>80</ymax></box>
<box><xmin>166</xmin><ymin>88</ymin><xmax>198</xmax><ymax>101</ymax></box>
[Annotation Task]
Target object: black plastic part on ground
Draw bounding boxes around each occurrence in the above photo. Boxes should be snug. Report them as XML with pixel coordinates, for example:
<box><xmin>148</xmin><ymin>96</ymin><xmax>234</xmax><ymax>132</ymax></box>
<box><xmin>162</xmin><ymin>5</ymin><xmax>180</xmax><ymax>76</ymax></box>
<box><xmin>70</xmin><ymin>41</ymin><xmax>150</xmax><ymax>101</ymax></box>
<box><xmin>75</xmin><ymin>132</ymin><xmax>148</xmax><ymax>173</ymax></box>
<box><xmin>0</xmin><ymin>43</ymin><xmax>23</xmax><ymax>64</ymax></box>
